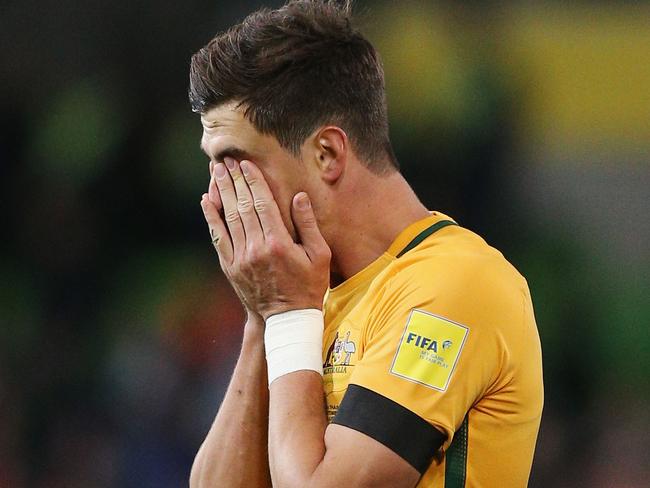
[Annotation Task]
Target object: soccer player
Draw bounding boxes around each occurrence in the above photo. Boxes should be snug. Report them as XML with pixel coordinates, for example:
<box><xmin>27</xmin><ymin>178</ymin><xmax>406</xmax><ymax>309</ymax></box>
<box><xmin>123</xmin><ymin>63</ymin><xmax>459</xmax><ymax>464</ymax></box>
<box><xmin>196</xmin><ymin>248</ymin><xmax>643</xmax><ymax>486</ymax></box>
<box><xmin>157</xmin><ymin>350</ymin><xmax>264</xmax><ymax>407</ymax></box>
<box><xmin>189</xmin><ymin>1</ymin><xmax>543</xmax><ymax>487</ymax></box>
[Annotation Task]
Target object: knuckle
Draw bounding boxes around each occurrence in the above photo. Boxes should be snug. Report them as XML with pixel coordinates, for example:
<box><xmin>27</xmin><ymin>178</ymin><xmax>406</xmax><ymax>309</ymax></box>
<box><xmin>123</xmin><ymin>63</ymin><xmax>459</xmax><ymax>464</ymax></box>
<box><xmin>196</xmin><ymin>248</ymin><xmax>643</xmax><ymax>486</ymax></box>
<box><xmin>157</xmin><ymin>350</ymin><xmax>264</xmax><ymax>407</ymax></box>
<box><xmin>246</xmin><ymin>245</ymin><xmax>261</xmax><ymax>263</ymax></box>
<box><xmin>215</xmin><ymin>180</ymin><xmax>229</xmax><ymax>191</ymax></box>
<box><xmin>267</xmin><ymin>238</ymin><xmax>285</xmax><ymax>256</ymax></box>
<box><xmin>322</xmin><ymin>247</ymin><xmax>332</xmax><ymax>261</ymax></box>
<box><xmin>319</xmin><ymin>253</ymin><xmax>331</xmax><ymax>267</ymax></box>
<box><xmin>317</xmin><ymin>246</ymin><xmax>332</xmax><ymax>265</ymax></box>
<box><xmin>260</xmin><ymin>246</ymin><xmax>272</xmax><ymax>261</ymax></box>
<box><xmin>253</xmin><ymin>198</ymin><xmax>269</xmax><ymax>213</ymax></box>
<box><xmin>251</xmin><ymin>240</ymin><xmax>272</xmax><ymax>257</ymax></box>
<box><xmin>237</xmin><ymin>261</ymin><xmax>249</xmax><ymax>274</ymax></box>
<box><xmin>224</xmin><ymin>209</ymin><xmax>240</xmax><ymax>223</ymax></box>
<box><xmin>231</xmin><ymin>261</ymin><xmax>243</xmax><ymax>276</ymax></box>
<box><xmin>237</xmin><ymin>198</ymin><xmax>254</xmax><ymax>214</ymax></box>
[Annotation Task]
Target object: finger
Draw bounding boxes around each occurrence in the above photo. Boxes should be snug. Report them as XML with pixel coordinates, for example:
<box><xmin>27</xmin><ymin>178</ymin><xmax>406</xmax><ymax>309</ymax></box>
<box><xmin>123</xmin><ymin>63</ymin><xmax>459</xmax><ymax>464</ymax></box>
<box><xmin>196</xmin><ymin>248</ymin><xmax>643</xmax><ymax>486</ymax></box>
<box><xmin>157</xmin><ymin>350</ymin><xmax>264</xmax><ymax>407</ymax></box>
<box><xmin>224</xmin><ymin>157</ymin><xmax>264</xmax><ymax>246</ymax></box>
<box><xmin>201</xmin><ymin>194</ymin><xmax>233</xmax><ymax>264</ymax></box>
<box><xmin>214</xmin><ymin>162</ymin><xmax>246</xmax><ymax>257</ymax></box>
<box><xmin>208</xmin><ymin>162</ymin><xmax>223</xmax><ymax>211</ymax></box>
<box><xmin>291</xmin><ymin>192</ymin><xmax>330</xmax><ymax>264</ymax></box>
<box><xmin>240</xmin><ymin>160</ymin><xmax>291</xmax><ymax>241</ymax></box>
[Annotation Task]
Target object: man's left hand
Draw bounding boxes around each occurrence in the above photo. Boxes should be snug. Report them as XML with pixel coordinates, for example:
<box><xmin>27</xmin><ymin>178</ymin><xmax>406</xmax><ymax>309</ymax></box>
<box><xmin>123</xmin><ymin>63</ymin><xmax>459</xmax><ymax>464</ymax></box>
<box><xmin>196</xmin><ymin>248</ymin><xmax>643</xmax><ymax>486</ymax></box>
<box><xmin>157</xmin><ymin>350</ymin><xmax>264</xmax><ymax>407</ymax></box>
<box><xmin>200</xmin><ymin>157</ymin><xmax>331</xmax><ymax>320</ymax></box>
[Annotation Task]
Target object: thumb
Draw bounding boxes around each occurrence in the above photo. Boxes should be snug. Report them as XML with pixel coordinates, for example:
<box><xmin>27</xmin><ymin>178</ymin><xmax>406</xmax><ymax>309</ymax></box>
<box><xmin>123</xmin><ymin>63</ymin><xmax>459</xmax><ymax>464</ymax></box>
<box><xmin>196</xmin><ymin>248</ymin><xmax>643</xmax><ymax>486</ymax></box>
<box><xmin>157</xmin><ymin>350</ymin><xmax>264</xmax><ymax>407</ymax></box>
<box><xmin>291</xmin><ymin>192</ymin><xmax>328</xmax><ymax>262</ymax></box>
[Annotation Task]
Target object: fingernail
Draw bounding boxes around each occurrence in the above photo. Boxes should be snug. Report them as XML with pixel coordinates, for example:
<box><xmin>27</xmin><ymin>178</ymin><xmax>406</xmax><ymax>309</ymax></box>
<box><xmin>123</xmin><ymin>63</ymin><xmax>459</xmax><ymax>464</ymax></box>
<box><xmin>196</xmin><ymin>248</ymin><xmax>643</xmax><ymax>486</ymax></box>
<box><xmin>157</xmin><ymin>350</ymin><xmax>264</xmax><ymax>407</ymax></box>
<box><xmin>240</xmin><ymin>160</ymin><xmax>250</xmax><ymax>177</ymax></box>
<box><xmin>224</xmin><ymin>157</ymin><xmax>236</xmax><ymax>170</ymax></box>
<box><xmin>296</xmin><ymin>192</ymin><xmax>310</xmax><ymax>209</ymax></box>
<box><xmin>215</xmin><ymin>163</ymin><xmax>227</xmax><ymax>179</ymax></box>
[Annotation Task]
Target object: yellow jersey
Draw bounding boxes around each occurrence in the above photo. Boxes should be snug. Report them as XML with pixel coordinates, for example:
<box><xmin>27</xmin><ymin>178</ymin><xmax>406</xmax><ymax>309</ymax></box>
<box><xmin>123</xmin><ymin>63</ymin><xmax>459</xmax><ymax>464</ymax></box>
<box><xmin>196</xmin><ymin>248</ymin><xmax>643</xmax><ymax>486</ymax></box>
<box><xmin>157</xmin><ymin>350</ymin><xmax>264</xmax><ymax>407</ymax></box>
<box><xmin>322</xmin><ymin>212</ymin><xmax>543</xmax><ymax>487</ymax></box>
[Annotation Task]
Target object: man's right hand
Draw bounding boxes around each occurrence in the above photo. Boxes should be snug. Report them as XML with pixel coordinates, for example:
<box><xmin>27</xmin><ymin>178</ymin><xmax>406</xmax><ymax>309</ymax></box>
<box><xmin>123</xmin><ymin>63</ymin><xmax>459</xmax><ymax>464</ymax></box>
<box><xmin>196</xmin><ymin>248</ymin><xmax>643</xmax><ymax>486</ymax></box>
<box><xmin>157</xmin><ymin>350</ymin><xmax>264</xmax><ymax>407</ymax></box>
<box><xmin>208</xmin><ymin>161</ymin><xmax>265</xmax><ymax>327</ymax></box>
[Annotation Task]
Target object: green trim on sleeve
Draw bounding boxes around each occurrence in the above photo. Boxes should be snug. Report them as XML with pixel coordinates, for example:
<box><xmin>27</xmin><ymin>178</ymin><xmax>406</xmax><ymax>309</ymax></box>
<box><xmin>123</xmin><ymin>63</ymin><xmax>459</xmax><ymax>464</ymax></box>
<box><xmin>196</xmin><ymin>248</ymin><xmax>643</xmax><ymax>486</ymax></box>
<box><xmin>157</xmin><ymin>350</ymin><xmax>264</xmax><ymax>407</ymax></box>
<box><xmin>444</xmin><ymin>415</ymin><xmax>469</xmax><ymax>488</ymax></box>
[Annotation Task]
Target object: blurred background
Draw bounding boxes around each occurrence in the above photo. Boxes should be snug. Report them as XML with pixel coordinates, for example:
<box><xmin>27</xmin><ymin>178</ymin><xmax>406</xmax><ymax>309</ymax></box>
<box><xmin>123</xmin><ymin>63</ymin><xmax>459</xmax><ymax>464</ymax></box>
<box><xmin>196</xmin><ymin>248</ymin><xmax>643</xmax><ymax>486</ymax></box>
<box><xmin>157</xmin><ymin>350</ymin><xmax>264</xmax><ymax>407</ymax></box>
<box><xmin>1</xmin><ymin>0</ymin><xmax>648</xmax><ymax>486</ymax></box>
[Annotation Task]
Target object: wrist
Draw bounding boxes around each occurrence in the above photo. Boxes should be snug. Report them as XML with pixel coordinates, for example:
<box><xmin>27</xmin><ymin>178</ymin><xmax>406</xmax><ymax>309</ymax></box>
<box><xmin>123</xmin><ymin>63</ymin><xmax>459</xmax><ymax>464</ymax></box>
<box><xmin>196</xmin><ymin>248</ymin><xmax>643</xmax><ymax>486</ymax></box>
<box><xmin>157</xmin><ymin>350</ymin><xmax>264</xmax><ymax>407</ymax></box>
<box><xmin>261</xmin><ymin>301</ymin><xmax>324</xmax><ymax>322</ymax></box>
<box><xmin>243</xmin><ymin>312</ymin><xmax>265</xmax><ymax>341</ymax></box>
<box><xmin>245</xmin><ymin>309</ymin><xmax>264</xmax><ymax>327</ymax></box>
<box><xmin>264</xmin><ymin>308</ymin><xmax>324</xmax><ymax>385</ymax></box>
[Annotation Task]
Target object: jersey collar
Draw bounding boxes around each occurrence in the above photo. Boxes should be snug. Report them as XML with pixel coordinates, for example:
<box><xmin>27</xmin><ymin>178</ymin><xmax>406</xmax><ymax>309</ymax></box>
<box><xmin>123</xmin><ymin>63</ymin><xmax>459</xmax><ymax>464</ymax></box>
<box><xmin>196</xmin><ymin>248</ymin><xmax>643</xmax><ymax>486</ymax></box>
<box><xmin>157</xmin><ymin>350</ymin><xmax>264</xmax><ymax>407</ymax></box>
<box><xmin>386</xmin><ymin>211</ymin><xmax>456</xmax><ymax>258</ymax></box>
<box><xmin>326</xmin><ymin>211</ymin><xmax>456</xmax><ymax>298</ymax></box>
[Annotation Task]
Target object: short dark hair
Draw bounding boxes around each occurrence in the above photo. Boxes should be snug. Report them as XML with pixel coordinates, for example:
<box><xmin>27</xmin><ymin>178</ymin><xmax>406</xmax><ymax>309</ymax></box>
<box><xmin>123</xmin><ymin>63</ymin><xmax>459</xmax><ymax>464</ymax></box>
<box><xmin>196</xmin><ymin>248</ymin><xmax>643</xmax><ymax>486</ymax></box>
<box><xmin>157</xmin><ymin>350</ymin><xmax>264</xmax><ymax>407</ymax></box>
<box><xmin>189</xmin><ymin>0</ymin><xmax>398</xmax><ymax>173</ymax></box>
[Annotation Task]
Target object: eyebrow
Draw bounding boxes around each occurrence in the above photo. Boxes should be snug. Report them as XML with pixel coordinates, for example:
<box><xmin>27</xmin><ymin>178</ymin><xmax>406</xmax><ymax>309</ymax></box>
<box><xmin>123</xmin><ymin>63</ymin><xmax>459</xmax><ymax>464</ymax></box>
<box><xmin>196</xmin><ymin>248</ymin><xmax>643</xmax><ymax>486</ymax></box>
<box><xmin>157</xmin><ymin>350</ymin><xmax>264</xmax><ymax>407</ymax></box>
<box><xmin>200</xmin><ymin>142</ymin><xmax>251</xmax><ymax>163</ymax></box>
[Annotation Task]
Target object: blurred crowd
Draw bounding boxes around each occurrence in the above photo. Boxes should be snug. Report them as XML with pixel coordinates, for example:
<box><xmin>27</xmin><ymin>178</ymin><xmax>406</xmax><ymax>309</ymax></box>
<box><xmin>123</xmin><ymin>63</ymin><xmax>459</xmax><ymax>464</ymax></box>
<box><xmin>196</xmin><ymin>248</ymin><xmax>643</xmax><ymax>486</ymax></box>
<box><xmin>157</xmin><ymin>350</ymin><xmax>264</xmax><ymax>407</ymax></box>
<box><xmin>1</xmin><ymin>1</ymin><xmax>648</xmax><ymax>486</ymax></box>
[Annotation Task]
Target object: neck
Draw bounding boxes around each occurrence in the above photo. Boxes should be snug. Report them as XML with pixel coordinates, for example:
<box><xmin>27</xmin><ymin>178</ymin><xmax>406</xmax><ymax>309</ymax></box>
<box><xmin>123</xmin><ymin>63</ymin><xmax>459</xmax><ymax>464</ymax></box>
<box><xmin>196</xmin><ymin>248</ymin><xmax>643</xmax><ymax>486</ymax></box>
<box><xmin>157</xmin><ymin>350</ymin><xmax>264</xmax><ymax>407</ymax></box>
<box><xmin>325</xmin><ymin>167</ymin><xmax>431</xmax><ymax>288</ymax></box>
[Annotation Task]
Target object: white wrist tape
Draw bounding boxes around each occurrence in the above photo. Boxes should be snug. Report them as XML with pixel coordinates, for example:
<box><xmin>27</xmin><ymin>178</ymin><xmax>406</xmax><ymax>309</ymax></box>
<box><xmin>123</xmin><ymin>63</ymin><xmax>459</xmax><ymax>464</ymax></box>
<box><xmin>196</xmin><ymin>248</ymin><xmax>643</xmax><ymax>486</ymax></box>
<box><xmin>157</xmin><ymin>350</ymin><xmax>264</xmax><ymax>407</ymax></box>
<box><xmin>264</xmin><ymin>308</ymin><xmax>324</xmax><ymax>386</ymax></box>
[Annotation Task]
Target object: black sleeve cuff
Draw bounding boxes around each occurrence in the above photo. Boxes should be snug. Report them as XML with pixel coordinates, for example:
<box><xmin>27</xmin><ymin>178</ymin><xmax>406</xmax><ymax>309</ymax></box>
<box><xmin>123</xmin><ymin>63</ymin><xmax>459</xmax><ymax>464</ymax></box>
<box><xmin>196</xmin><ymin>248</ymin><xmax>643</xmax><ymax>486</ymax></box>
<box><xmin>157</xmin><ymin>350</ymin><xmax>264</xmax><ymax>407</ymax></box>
<box><xmin>331</xmin><ymin>384</ymin><xmax>446</xmax><ymax>474</ymax></box>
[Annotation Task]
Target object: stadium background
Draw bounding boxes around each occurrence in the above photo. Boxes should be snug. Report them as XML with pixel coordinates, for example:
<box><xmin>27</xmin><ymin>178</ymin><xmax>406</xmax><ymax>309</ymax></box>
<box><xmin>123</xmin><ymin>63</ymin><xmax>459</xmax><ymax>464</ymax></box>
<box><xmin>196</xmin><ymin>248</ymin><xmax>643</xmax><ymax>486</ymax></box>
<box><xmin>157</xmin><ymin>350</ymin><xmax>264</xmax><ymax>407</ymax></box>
<box><xmin>1</xmin><ymin>0</ymin><xmax>648</xmax><ymax>486</ymax></box>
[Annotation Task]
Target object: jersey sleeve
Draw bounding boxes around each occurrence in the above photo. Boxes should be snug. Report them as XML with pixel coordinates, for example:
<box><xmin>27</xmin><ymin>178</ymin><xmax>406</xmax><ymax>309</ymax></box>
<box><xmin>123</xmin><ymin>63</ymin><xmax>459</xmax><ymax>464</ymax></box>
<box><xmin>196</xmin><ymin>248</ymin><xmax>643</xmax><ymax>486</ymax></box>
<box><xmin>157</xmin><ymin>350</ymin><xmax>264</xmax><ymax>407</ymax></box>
<box><xmin>331</xmin><ymin>259</ymin><xmax>522</xmax><ymax>473</ymax></box>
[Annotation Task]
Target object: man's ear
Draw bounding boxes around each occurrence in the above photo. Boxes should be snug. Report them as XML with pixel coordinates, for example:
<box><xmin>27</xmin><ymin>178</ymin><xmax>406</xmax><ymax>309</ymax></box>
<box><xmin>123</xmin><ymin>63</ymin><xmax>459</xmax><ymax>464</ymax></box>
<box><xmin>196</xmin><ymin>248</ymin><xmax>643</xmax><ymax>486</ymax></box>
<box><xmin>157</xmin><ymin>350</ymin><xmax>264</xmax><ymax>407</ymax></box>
<box><xmin>310</xmin><ymin>126</ymin><xmax>348</xmax><ymax>184</ymax></box>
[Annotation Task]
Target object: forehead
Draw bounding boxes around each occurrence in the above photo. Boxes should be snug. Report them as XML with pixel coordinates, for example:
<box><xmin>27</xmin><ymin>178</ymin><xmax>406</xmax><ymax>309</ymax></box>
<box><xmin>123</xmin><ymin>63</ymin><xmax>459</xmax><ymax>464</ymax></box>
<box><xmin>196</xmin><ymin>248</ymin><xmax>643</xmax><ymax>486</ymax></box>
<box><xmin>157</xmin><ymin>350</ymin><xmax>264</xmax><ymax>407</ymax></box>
<box><xmin>201</xmin><ymin>103</ymin><xmax>253</xmax><ymax>142</ymax></box>
<box><xmin>201</xmin><ymin>101</ymin><xmax>245</xmax><ymax>128</ymax></box>
<box><xmin>199</xmin><ymin>102</ymin><xmax>278</xmax><ymax>160</ymax></box>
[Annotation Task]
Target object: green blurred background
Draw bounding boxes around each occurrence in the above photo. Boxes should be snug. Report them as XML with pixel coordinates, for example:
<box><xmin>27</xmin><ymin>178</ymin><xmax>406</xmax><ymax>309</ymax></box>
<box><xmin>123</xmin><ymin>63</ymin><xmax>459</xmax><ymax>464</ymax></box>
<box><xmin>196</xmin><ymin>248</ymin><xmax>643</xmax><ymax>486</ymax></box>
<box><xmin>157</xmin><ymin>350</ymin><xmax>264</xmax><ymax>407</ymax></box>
<box><xmin>1</xmin><ymin>1</ymin><xmax>648</xmax><ymax>486</ymax></box>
